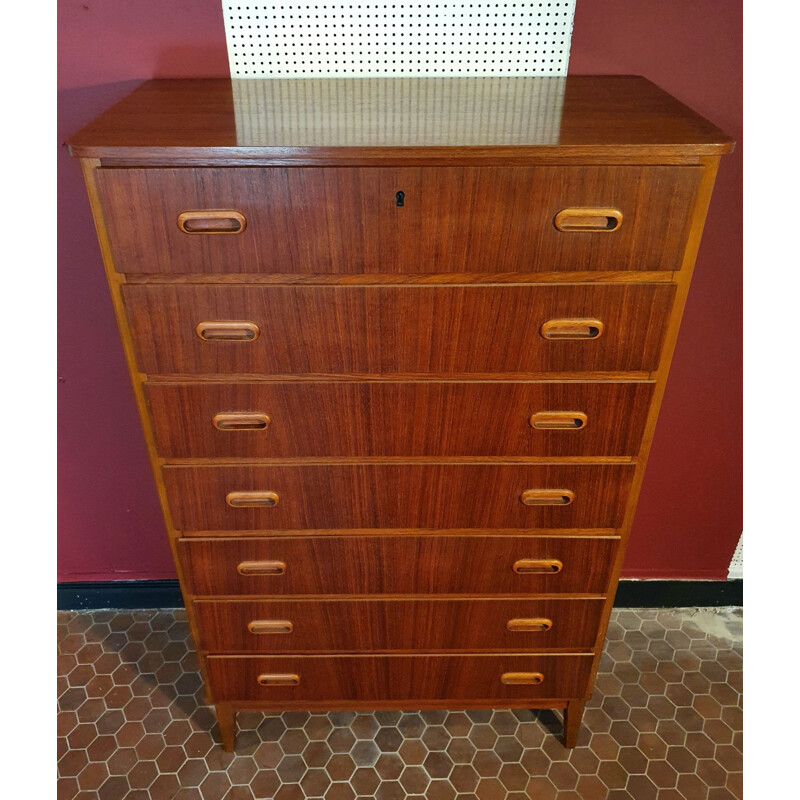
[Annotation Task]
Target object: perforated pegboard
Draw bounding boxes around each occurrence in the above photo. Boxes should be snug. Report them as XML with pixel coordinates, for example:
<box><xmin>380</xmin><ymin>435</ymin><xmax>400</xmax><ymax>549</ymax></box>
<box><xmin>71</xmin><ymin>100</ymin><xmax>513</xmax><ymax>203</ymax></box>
<box><xmin>222</xmin><ymin>2</ymin><xmax>576</xmax><ymax>78</ymax></box>
<box><xmin>727</xmin><ymin>533</ymin><xmax>743</xmax><ymax>580</ymax></box>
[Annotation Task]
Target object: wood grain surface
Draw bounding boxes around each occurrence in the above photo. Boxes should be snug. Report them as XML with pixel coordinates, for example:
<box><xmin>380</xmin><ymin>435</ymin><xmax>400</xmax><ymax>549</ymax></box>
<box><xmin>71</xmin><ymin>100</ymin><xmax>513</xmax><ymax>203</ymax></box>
<box><xmin>205</xmin><ymin>653</ymin><xmax>594</xmax><ymax>703</ymax></box>
<box><xmin>145</xmin><ymin>381</ymin><xmax>653</xmax><ymax>459</ymax></box>
<box><xmin>178</xmin><ymin>534</ymin><xmax>618</xmax><ymax>596</ymax></box>
<box><xmin>192</xmin><ymin>597</ymin><xmax>606</xmax><ymax>653</ymax></box>
<box><xmin>163</xmin><ymin>463</ymin><xmax>634</xmax><ymax>531</ymax></box>
<box><xmin>68</xmin><ymin>76</ymin><xmax>734</xmax><ymax>161</ymax></box>
<box><xmin>97</xmin><ymin>165</ymin><xmax>699</xmax><ymax>274</ymax></box>
<box><xmin>70</xmin><ymin>76</ymin><xmax>733</xmax><ymax>747</ymax></box>
<box><xmin>123</xmin><ymin>284</ymin><xmax>675</xmax><ymax>376</ymax></box>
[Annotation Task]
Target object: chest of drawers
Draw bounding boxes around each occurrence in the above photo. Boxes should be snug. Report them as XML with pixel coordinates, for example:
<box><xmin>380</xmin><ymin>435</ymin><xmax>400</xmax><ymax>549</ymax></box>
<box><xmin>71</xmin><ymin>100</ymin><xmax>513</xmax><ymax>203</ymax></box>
<box><xmin>69</xmin><ymin>76</ymin><xmax>732</xmax><ymax>751</ymax></box>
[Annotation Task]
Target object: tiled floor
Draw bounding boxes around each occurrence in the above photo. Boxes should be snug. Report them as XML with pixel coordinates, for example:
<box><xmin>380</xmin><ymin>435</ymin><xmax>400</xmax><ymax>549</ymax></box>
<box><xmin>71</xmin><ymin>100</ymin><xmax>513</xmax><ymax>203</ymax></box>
<box><xmin>57</xmin><ymin>607</ymin><xmax>742</xmax><ymax>800</ymax></box>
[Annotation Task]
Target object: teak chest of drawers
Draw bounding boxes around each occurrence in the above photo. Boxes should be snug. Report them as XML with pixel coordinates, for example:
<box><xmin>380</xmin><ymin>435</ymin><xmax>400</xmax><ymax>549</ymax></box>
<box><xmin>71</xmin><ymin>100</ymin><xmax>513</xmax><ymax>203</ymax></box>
<box><xmin>69</xmin><ymin>76</ymin><xmax>732</xmax><ymax>750</ymax></box>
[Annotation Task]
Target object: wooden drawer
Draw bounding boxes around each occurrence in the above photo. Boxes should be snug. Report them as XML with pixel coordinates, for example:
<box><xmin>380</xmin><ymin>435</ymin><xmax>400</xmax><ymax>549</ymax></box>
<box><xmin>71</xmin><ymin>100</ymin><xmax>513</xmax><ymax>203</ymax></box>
<box><xmin>193</xmin><ymin>597</ymin><xmax>605</xmax><ymax>653</ymax></box>
<box><xmin>123</xmin><ymin>284</ymin><xmax>675</xmax><ymax>376</ymax></box>
<box><xmin>178</xmin><ymin>535</ymin><xmax>618</xmax><ymax>596</ymax></box>
<box><xmin>164</xmin><ymin>463</ymin><xmax>634</xmax><ymax>531</ymax></box>
<box><xmin>146</xmin><ymin>381</ymin><xmax>653</xmax><ymax>459</ymax></box>
<box><xmin>97</xmin><ymin>165</ymin><xmax>700</xmax><ymax>274</ymax></box>
<box><xmin>206</xmin><ymin>653</ymin><xmax>595</xmax><ymax>704</ymax></box>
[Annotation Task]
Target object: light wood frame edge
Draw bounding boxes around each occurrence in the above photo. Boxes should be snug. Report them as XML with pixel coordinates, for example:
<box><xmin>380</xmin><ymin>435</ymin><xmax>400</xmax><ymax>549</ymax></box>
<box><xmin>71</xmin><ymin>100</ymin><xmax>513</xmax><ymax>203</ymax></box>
<box><xmin>123</xmin><ymin>270</ymin><xmax>677</xmax><ymax>286</ymax></box>
<box><xmin>85</xmin><ymin>149</ymin><xmax>723</xmax><ymax>166</ymax></box>
<box><xmin>78</xmin><ymin>157</ymin><xmax>216</xmax><ymax>703</ymax></box>
<box><xmin>219</xmin><ymin>697</ymin><xmax>572</xmax><ymax>711</ymax></box>
<box><xmin>583</xmin><ymin>155</ymin><xmax>724</xmax><ymax>695</ymax></box>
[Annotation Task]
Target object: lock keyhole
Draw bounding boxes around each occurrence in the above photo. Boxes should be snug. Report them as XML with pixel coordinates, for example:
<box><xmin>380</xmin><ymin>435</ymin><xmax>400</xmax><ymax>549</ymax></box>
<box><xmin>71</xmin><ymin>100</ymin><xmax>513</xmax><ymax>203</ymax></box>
<box><xmin>396</xmin><ymin>191</ymin><xmax>405</xmax><ymax>207</ymax></box>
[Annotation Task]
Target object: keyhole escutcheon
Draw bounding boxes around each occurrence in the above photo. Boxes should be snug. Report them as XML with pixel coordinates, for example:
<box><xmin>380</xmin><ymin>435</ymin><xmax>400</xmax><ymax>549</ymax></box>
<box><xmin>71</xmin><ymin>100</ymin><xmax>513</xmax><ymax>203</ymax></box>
<box><xmin>396</xmin><ymin>191</ymin><xmax>405</xmax><ymax>207</ymax></box>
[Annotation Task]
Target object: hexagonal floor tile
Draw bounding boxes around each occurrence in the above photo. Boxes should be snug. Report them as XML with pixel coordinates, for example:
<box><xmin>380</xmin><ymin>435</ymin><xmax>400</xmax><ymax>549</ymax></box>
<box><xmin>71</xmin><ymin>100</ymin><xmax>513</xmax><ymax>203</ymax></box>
<box><xmin>57</xmin><ymin>607</ymin><xmax>743</xmax><ymax>800</ymax></box>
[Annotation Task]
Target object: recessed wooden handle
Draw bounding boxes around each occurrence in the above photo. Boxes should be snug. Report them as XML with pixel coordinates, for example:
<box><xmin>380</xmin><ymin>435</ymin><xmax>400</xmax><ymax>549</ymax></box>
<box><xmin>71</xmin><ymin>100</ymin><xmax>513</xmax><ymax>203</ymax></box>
<box><xmin>530</xmin><ymin>411</ymin><xmax>588</xmax><ymax>430</ymax></box>
<box><xmin>213</xmin><ymin>413</ymin><xmax>271</xmax><ymax>431</ymax></box>
<box><xmin>540</xmin><ymin>319</ymin><xmax>604</xmax><ymax>340</ymax></box>
<box><xmin>248</xmin><ymin>620</ymin><xmax>294</xmax><ymax>635</ymax></box>
<box><xmin>506</xmin><ymin>618</ymin><xmax>553</xmax><ymax>632</ymax></box>
<box><xmin>227</xmin><ymin>491</ymin><xmax>279</xmax><ymax>508</ymax></box>
<box><xmin>196</xmin><ymin>321</ymin><xmax>260</xmax><ymax>341</ymax></box>
<box><xmin>554</xmin><ymin>208</ymin><xmax>622</xmax><ymax>232</ymax></box>
<box><xmin>513</xmin><ymin>559</ymin><xmax>563</xmax><ymax>574</ymax></box>
<box><xmin>257</xmin><ymin>673</ymin><xmax>300</xmax><ymax>686</ymax></box>
<box><xmin>521</xmin><ymin>489</ymin><xmax>574</xmax><ymax>506</ymax></box>
<box><xmin>178</xmin><ymin>210</ymin><xmax>246</xmax><ymax>234</ymax></box>
<box><xmin>237</xmin><ymin>560</ymin><xmax>286</xmax><ymax>576</ymax></box>
<box><xmin>501</xmin><ymin>672</ymin><xmax>544</xmax><ymax>685</ymax></box>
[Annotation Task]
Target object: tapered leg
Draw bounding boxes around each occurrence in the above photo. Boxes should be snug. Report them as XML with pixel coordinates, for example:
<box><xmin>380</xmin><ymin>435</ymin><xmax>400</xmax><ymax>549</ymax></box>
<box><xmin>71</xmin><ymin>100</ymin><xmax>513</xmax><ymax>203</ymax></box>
<box><xmin>563</xmin><ymin>699</ymin><xmax>586</xmax><ymax>748</ymax></box>
<box><xmin>216</xmin><ymin>703</ymin><xmax>236</xmax><ymax>752</ymax></box>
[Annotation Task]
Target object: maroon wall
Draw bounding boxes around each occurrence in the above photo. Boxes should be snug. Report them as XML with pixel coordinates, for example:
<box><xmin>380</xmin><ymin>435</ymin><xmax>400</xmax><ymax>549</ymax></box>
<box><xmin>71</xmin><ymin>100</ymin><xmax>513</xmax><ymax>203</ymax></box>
<box><xmin>570</xmin><ymin>1</ymin><xmax>743</xmax><ymax>578</ymax></box>
<box><xmin>58</xmin><ymin>1</ymin><xmax>742</xmax><ymax>581</ymax></box>
<box><xmin>58</xmin><ymin>1</ymin><xmax>229</xmax><ymax>581</ymax></box>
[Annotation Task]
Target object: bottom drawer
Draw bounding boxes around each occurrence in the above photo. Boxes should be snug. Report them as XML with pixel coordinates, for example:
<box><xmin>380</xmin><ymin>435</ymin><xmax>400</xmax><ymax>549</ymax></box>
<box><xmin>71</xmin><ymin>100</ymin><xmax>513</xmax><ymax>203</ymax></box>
<box><xmin>194</xmin><ymin>598</ymin><xmax>605</xmax><ymax>653</ymax></box>
<box><xmin>206</xmin><ymin>654</ymin><xmax>594</xmax><ymax>703</ymax></box>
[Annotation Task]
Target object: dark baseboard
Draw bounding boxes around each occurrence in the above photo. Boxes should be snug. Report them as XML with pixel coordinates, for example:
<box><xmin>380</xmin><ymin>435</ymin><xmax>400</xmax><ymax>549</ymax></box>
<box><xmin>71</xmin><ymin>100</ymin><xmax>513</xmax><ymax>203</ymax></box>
<box><xmin>57</xmin><ymin>578</ymin><xmax>743</xmax><ymax>611</ymax></box>
<box><xmin>58</xmin><ymin>580</ymin><xmax>184</xmax><ymax>610</ymax></box>
<box><xmin>613</xmin><ymin>579</ymin><xmax>742</xmax><ymax>608</ymax></box>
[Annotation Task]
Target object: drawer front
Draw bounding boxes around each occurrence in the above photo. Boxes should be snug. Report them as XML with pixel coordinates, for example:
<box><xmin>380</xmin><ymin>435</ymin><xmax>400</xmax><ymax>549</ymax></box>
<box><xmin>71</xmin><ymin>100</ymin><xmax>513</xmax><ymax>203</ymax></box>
<box><xmin>164</xmin><ymin>463</ymin><xmax>634</xmax><ymax>531</ymax></box>
<box><xmin>146</xmin><ymin>381</ymin><xmax>653</xmax><ymax>459</ymax></box>
<box><xmin>97</xmin><ymin>166</ymin><xmax>700</xmax><ymax>274</ymax></box>
<box><xmin>193</xmin><ymin>597</ymin><xmax>605</xmax><ymax>653</ymax></box>
<box><xmin>206</xmin><ymin>653</ymin><xmax>594</xmax><ymax>703</ymax></box>
<box><xmin>178</xmin><ymin>535</ymin><xmax>618</xmax><ymax>596</ymax></box>
<box><xmin>124</xmin><ymin>284</ymin><xmax>675</xmax><ymax>375</ymax></box>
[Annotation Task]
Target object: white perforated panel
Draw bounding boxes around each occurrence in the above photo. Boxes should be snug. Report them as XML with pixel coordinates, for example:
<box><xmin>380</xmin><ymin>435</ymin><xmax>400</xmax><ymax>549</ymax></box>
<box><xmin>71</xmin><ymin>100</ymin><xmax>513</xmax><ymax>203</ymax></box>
<box><xmin>727</xmin><ymin>533</ymin><xmax>743</xmax><ymax>580</ymax></box>
<box><xmin>222</xmin><ymin>2</ymin><xmax>575</xmax><ymax>78</ymax></box>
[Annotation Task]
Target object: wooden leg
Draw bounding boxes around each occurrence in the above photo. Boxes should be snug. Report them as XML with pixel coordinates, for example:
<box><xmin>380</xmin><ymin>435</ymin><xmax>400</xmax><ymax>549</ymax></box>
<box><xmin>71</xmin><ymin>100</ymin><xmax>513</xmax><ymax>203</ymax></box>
<box><xmin>216</xmin><ymin>703</ymin><xmax>236</xmax><ymax>752</ymax></box>
<box><xmin>563</xmin><ymin>700</ymin><xmax>585</xmax><ymax>748</ymax></box>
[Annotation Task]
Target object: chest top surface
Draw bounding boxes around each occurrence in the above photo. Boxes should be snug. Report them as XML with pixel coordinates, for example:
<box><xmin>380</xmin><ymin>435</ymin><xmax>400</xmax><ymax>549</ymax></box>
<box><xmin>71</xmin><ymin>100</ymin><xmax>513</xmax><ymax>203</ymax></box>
<box><xmin>68</xmin><ymin>75</ymin><xmax>733</xmax><ymax>163</ymax></box>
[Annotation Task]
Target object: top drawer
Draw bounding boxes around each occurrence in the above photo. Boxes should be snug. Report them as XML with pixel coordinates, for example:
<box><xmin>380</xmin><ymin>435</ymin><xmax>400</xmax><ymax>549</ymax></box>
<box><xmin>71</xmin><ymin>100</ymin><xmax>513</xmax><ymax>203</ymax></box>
<box><xmin>96</xmin><ymin>166</ymin><xmax>701</xmax><ymax>275</ymax></box>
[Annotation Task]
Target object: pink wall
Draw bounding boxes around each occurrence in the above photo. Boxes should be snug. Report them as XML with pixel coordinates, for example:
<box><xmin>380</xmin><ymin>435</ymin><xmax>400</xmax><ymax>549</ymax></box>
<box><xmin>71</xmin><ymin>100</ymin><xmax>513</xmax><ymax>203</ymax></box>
<box><xmin>58</xmin><ymin>1</ymin><xmax>742</xmax><ymax>581</ymax></box>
